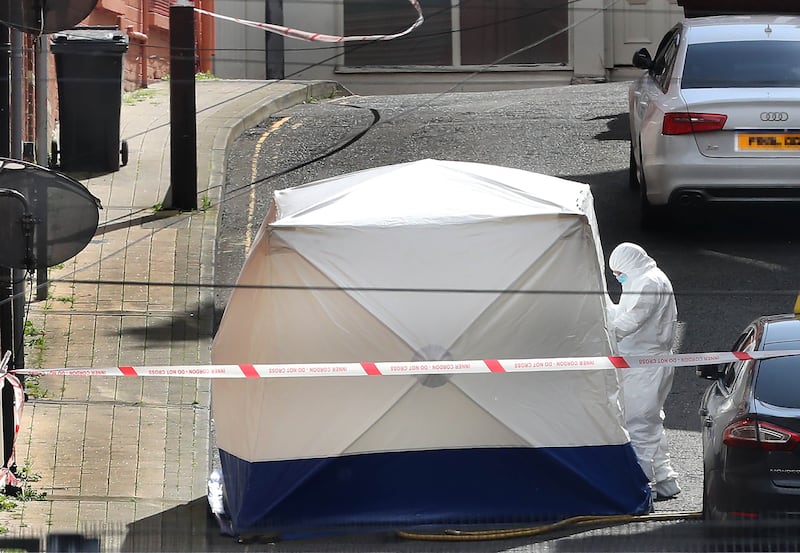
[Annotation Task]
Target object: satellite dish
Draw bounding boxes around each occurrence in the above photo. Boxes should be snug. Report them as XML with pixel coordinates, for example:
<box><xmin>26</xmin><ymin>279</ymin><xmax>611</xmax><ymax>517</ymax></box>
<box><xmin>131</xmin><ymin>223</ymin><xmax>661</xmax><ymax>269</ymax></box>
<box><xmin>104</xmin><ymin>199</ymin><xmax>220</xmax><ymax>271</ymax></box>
<box><xmin>0</xmin><ymin>158</ymin><xmax>101</xmax><ymax>270</ymax></box>
<box><xmin>0</xmin><ymin>0</ymin><xmax>99</xmax><ymax>35</ymax></box>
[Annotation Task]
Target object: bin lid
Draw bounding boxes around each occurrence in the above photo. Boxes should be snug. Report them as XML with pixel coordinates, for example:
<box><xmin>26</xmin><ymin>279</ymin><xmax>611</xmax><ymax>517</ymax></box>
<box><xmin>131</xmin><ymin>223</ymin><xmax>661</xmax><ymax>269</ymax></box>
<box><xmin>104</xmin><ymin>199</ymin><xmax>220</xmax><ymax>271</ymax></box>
<box><xmin>50</xmin><ymin>26</ymin><xmax>129</xmax><ymax>52</ymax></box>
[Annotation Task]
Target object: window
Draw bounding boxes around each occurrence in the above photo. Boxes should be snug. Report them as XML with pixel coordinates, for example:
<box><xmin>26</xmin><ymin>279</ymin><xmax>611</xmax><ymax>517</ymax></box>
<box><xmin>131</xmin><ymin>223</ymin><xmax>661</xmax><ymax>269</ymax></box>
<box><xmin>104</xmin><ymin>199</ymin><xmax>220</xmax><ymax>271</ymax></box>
<box><xmin>650</xmin><ymin>27</ymin><xmax>680</xmax><ymax>92</ymax></box>
<box><xmin>755</xmin><ymin>343</ymin><xmax>800</xmax><ymax>408</ymax></box>
<box><xmin>344</xmin><ymin>0</ymin><xmax>452</xmax><ymax>65</ymax></box>
<box><xmin>682</xmin><ymin>41</ymin><xmax>800</xmax><ymax>88</ymax></box>
<box><xmin>151</xmin><ymin>0</ymin><xmax>170</xmax><ymax>17</ymax></box>
<box><xmin>343</xmin><ymin>0</ymin><xmax>567</xmax><ymax>67</ymax></box>
<box><xmin>722</xmin><ymin>330</ymin><xmax>755</xmax><ymax>390</ymax></box>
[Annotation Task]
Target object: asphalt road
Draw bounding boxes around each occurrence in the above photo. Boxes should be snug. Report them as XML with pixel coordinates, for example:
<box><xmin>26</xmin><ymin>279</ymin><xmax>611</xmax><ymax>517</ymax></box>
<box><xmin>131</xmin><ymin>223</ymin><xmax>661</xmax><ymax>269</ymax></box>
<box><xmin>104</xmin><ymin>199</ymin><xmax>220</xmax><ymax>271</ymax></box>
<box><xmin>213</xmin><ymin>81</ymin><xmax>800</xmax><ymax>551</ymax></box>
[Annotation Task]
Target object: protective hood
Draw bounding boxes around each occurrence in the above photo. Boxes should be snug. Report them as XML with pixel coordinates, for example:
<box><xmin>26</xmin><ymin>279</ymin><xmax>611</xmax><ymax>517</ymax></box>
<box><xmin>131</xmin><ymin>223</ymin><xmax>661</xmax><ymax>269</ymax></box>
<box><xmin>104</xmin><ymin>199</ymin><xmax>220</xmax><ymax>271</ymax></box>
<box><xmin>609</xmin><ymin>242</ymin><xmax>656</xmax><ymax>278</ymax></box>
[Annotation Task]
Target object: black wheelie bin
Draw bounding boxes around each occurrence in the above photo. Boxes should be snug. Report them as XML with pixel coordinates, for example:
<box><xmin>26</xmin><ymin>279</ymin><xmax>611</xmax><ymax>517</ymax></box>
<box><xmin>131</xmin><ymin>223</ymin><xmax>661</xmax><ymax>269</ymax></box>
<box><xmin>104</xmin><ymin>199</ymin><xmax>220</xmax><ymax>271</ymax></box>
<box><xmin>50</xmin><ymin>26</ymin><xmax>129</xmax><ymax>173</ymax></box>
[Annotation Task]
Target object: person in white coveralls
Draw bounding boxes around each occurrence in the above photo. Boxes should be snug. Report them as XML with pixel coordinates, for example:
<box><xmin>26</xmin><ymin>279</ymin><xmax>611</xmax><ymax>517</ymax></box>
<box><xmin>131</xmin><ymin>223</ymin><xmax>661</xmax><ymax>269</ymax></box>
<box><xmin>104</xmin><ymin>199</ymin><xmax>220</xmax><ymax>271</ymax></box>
<box><xmin>606</xmin><ymin>242</ymin><xmax>681</xmax><ymax>501</ymax></box>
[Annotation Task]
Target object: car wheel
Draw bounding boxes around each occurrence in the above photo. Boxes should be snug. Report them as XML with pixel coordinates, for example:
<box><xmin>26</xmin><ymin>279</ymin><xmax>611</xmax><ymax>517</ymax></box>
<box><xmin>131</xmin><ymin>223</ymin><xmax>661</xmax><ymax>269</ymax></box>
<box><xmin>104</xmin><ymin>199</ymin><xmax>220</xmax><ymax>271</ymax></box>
<box><xmin>628</xmin><ymin>141</ymin><xmax>640</xmax><ymax>190</ymax></box>
<box><xmin>702</xmin><ymin>473</ymin><xmax>729</xmax><ymax>540</ymax></box>
<box><xmin>702</xmin><ymin>476</ymin><xmax>721</xmax><ymax>522</ymax></box>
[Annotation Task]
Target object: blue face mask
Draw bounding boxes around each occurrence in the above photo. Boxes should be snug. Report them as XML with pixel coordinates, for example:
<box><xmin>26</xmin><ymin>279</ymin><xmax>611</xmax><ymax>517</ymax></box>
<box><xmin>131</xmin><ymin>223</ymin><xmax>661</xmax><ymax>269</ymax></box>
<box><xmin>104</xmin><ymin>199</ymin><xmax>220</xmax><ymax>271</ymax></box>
<box><xmin>616</xmin><ymin>273</ymin><xmax>627</xmax><ymax>284</ymax></box>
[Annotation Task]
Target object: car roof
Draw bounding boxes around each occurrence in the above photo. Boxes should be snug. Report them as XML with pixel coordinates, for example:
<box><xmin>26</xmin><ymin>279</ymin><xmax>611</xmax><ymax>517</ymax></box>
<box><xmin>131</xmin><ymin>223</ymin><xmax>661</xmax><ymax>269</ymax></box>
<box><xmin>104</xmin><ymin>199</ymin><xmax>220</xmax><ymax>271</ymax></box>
<box><xmin>758</xmin><ymin>314</ymin><xmax>800</xmax><ymax>349</ymax></box>
<box><xmin>683</xmin><ymin>15</ymin><xmax>800</xmax><ymax>44</ymax></box>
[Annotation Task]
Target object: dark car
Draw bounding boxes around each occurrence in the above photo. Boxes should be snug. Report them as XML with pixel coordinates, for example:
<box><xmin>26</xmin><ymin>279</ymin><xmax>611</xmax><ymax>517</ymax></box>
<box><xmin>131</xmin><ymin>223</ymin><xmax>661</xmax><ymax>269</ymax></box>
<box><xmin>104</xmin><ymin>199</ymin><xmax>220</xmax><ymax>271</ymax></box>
<box><xmin>698</xmin><ymin>314</ymin><xmax>800</xmax><ymax>524</ymax></box>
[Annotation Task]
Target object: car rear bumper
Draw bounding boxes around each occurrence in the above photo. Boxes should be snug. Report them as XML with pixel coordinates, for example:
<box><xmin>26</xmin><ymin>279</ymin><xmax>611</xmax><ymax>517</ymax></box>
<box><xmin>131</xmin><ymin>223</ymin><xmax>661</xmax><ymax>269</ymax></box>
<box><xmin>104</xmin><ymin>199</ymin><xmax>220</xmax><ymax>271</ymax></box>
<box><xmin>709</xmin><ymin>469</ymin><xmax>800</xmax><ymax>519</ymax></box>
<box><xmin>642</xmin><ymin>144</ymin><xmax>800</xmax><ymax>205</ymax></box>
<box><xmin>643</xmin><ymin>159</ymin><xmax>800</xmax><ymax>206</ymax></box>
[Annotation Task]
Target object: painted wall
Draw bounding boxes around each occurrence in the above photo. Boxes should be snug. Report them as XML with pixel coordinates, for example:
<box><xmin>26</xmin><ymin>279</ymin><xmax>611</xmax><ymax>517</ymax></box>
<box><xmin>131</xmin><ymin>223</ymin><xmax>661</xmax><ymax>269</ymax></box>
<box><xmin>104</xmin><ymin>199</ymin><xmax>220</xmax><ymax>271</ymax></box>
<box><xmin>213</xmin><ymin>0</ymin><xmax>267</xmax><ymax>79</ymax></box>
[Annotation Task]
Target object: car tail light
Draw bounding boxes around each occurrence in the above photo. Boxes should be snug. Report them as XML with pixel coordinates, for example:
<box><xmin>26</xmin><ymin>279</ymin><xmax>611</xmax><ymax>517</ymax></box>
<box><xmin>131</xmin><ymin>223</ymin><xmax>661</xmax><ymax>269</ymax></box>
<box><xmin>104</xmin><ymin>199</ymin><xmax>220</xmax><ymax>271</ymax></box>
<box><xmin>662</xmin><ymin>112</ymin><xmax>727</xmax><ymax>135</ymax></box>
<box><xmin>723</xmin><ymin>419</ymin><xmax>800</xmax><ymax>451</ymax></box>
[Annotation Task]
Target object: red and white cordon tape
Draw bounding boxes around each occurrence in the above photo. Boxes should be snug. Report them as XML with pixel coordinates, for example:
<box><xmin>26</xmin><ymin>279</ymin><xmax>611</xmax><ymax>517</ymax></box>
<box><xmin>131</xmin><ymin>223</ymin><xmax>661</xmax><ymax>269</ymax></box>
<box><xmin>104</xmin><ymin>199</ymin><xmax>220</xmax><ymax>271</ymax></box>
<box><xmin>13</xmin><ymin>349</ymin><xmax>800</xmax><ymax>380</ymax></box>
<box><xmin>194</xmin><ymin>0</ymin><xmax>423</xmax><ymax>43</ymax></box>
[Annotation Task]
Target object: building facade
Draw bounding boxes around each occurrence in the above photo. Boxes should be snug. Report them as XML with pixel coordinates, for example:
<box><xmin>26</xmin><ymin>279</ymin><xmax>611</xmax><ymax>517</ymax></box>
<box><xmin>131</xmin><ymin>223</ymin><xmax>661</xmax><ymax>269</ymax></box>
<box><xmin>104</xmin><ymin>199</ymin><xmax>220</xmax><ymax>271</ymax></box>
<box><xmin>212</xmin><ymin>0</ymin><xmax>684</xmax><ymax>94</ymax></box>
<box><xmin>74</xmin><ymin>0</ymin><xmax>216</xmax><ymax>90</ymax></box>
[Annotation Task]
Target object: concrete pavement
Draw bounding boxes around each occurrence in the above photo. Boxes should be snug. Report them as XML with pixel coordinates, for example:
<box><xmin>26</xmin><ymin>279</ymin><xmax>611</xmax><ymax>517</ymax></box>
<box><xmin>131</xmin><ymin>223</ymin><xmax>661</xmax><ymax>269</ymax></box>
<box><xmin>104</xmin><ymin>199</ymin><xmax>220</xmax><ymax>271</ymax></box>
<box><xmin>0</xmin><ymin>78</ymin><xmax>347</xmax><ymax>551</ymax></box>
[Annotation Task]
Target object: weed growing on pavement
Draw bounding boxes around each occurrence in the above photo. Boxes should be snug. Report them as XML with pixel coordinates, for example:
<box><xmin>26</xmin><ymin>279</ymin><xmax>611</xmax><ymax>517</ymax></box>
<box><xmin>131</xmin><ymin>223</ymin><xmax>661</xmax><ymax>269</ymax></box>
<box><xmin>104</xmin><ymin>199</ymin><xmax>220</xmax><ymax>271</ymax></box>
<box><xmin>0</xmin><ymin>462</ymin><xmax>49</xmax><ymax>524</ymax></box>
<box><xmin>23</xmin><ymin>321</ymin><xmax>45</xmax><ymax>350</ymax></box>
<box><xmin>123</xmin><ymin>88</ymin><xmax>156</xmax><ymax>105</ymax></box>
<box><xmin>200</xmin><ymin>194</ymin><xmax>212</xmax><ymax>211</ymax></box>
<box><xmin>152</xmin><ymin>201</ymin><xmax>163</xmax><ymax>212</ymax></box>
<box><xmin>16</xmin><ymin>465</ymin><xmax>46</xmax><ymax>502</ymax></box>
<box><xmin>195</xmin><ymin>71</ymin><xmax>219</xmax><ymax>81</ymax></box>
<box><xmin>22</xmin><ymin>321</ymin><xmax>46</xmax><ymax>370</ymax></box>
<box><xmin>0</xmin><ymin>494</ymin><xmax>14</xmax><ymax>512</ymax></box>
<box><xmin>23</xmin><ymin>376</ymin><xmax>47</xmax><ymax>399</ymax></box>
<box><xmin>53</xmin><ymin>295</ymin><xmax>74</xmax><ymax>305</ymax></box>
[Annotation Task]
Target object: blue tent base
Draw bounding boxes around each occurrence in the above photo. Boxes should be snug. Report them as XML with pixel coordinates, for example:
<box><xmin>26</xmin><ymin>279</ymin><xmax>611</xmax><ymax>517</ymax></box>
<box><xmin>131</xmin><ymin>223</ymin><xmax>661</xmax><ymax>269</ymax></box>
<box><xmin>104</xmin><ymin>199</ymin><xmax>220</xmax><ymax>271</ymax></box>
<box><xmin>217</xmin><ymin>445</ymin><xmax>652</xmax><ymax>538</ymax></box>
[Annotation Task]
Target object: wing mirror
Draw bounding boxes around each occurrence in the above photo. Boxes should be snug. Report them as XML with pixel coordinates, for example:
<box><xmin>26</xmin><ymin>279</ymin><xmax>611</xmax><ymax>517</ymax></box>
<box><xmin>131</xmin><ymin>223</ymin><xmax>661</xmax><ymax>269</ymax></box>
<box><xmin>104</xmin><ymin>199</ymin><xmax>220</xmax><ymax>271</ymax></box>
<box><xmin>696</xmin><ymin>364</ymin><xmax>724</xmax><ymax>380</ymax></box>
<box><xmin>632</xmin><ymin>48</ymin><xmax>653</xmax><ymax>70</ymax></box>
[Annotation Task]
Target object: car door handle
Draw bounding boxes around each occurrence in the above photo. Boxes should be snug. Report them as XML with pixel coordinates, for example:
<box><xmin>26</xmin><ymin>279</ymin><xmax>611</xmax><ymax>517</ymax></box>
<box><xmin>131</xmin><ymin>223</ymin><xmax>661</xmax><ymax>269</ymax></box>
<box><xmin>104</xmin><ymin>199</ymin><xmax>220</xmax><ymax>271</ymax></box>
<box><xmin>703</xmin><ymin>417</ymin><xmax>713</xmax><ymax>428</ymax></box>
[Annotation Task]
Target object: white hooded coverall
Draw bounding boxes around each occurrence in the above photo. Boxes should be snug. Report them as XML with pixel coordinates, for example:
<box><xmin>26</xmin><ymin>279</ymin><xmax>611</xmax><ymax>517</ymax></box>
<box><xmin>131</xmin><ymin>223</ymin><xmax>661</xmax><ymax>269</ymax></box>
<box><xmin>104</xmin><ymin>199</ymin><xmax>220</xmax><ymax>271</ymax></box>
<box><xmin>607</xmin><ymin>243</ymin><xmax>679</xmax><ymax>493</ymax></box>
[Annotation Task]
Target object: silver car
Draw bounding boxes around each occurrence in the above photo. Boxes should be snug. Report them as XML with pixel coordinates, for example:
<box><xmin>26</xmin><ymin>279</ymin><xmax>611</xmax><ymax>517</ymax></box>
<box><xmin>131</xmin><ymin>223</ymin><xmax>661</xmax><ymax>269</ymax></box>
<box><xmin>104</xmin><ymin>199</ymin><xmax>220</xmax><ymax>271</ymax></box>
<box><xmin>628</xmin><ymin>15</ymin><xmax>800</xmax><ymax>229</ymax></box>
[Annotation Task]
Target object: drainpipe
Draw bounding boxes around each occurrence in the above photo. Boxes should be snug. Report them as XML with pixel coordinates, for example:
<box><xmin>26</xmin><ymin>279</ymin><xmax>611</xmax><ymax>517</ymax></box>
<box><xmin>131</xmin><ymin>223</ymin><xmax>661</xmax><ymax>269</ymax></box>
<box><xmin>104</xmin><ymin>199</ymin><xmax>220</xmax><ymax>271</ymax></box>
<box><xmin>125</xmin><ymin>0</ymin><xmax>149</xmax><ymax>89</ymax></box>
<box><xmin>141</xmin><ymin>0</ymin><xmax>149</xmax><ymax>87</ymax></box>
<box><xmin>198</xmin><ymin>0</ymin><xmax>215</xmax><ymax>73</ymax></box>
<box><xmin>34</xmin><ymin>35</ymin><xmax>48</xmax><ymax>300</ymax></box>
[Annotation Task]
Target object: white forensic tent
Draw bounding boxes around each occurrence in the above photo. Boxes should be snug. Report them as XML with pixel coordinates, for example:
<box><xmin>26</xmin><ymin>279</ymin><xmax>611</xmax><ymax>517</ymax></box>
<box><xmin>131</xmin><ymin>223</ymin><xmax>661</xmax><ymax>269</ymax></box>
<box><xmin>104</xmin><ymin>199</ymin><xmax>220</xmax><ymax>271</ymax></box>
<box><xmin>210</xmin><ymin>158</ymin><xmax>650</xmax><ymax>537</ymax></box>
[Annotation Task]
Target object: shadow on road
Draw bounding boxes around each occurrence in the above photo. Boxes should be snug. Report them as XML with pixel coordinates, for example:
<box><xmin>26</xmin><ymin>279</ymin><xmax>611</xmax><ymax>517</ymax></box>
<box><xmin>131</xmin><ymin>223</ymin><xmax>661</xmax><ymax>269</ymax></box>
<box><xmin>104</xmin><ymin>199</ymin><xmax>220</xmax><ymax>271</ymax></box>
<box><xmin>121</xmin><ymin>498</ymin><xmax>246</xmax><ymax>552</ymax></box>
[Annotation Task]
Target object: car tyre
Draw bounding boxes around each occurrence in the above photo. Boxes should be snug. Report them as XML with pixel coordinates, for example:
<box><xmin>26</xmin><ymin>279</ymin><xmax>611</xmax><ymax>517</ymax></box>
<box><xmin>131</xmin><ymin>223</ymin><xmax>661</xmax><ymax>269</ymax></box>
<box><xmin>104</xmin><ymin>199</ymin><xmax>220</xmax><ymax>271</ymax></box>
<box><xmin>639</xmin><ymin>178</ymin><xmax>670</xmax><ymax>231</ymax></box>
<box><xmin>628</xmin><ymin>142</ymin><xmax>640</xmax><ymax>190</ymax></box>
<box><xmin>702</xmin><ymin>475</ymin><xmax>731</xmax><ymax>541</ymax></box>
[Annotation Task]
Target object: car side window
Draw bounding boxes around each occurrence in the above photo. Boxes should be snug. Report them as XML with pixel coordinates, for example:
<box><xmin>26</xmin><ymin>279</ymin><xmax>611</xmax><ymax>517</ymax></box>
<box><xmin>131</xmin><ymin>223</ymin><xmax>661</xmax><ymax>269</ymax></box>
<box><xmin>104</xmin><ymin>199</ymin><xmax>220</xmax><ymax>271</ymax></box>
<box><xmin>722</xmin><ymin>331</ymin><xmax>755</xmax><ymax>391</ymax></box>
<box><xmin>721</xmin><ymin>361</ymin><xmax>737</xmax><ymax>389</ymax></box>
<box><xmin>650</xmin><ymin>27</ymin><xmax>680</xmax><ymax>92</ymax></box>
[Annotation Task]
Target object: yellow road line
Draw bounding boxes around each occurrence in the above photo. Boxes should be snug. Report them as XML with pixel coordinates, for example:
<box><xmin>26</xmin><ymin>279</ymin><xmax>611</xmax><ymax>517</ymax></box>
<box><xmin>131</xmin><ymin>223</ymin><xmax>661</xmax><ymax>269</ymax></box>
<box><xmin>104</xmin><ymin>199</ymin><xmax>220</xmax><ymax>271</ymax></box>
<box><xmin>246</xmin><ymin>116</ymin><xmax>291</xmax><ymax>252</ymax></box>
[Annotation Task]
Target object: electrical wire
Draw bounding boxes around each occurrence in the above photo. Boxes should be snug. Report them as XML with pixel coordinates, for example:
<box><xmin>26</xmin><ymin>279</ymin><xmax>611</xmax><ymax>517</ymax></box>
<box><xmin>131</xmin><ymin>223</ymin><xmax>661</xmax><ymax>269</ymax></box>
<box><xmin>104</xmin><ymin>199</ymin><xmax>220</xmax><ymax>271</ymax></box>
<box><xmin>15</xmin><ymin>0</ymin><xmax>733</xmax><ymax>308</ymax></box>
<box><xmin>35</xmin><ymin>279</ymin><xmax>800</xmax><ymax>298</ymax></box>
<box><xmin>34</xmin><ymin>0</ymin><xmax>606</xmax><ymax>283</ymax></box>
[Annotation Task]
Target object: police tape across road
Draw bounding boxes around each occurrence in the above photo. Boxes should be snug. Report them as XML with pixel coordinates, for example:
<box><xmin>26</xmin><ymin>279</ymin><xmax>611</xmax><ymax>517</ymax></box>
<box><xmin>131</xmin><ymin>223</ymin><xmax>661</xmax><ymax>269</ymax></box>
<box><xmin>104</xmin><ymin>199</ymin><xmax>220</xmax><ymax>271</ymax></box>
<box><xmin>194</xmin><ymin>0</ymin><xmax>423</xmax><ymax>43</ymax></box>
<box><xmin>11</xmin><ymin>349</ymin><xmax>800</xmax><ymax>379</ymax></box>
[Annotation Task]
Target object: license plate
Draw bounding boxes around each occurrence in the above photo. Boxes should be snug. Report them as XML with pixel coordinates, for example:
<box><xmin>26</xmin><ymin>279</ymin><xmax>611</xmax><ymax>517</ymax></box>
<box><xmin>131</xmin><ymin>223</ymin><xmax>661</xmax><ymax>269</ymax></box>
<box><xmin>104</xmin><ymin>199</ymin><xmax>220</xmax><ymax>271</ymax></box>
<box><xmin>737</xmin><ymin>133</ymin><xmax>800</xmax><ymax>150</ymax></box>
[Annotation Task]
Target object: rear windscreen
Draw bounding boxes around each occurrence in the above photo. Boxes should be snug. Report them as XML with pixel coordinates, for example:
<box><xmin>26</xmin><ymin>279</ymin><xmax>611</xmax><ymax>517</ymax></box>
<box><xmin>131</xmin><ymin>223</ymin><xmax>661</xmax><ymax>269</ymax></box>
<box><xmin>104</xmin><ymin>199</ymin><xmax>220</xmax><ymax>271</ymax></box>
<box><xmin>682</xmin><ymin>41</ymin><xmax>800</xmax><ymax>88</ymax></box>
<box><xmin>755</xmin><ymin>356</ymin><xmax>800</xmax><ymax>408</ymax></box>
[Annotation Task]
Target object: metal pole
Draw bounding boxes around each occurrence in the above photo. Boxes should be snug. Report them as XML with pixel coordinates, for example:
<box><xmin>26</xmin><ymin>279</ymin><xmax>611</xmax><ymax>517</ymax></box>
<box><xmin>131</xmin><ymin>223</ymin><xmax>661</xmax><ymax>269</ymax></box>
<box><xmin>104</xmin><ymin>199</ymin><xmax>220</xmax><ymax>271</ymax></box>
<box><xmin>34</xmin><ymin>36</ymin><xmax>47</xmax><ymax>300</ymax></box>
<box><xmin>266</xmin><ymin>0</ymin><xmax>284</xmax><ymax>79</ymax></box>
<box><xmin>0</xmin><ymin>24</ymin><xmax>11</xmax><ymax>475</ymax></box>
<box><xmin>9</xmin><ymin>27</ymin><xmax>24</xmax><ymax>377</ymax></box>
<box><xmin>0</xmin><ymin>272</ymin><xmax>13</xmax><ymax>470</ymax></box>
<box><xmin>0</xmin><ymin>24</ymin><xmax>8</xmax><ymax>158</ymax></box>
<box><xmin>10</xmin><ymin>29</ymin><xmax>21</xmax><ymax>160</ymax></box>
<box><xmin>5</xmin><ymin>28</ymin><xmax>25</xmax><ymax>474</ymax></box>
<box><xmin>168</xmin><ymin>0</ymin><xmax>197</xmax><ymax>210</ymax></box>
